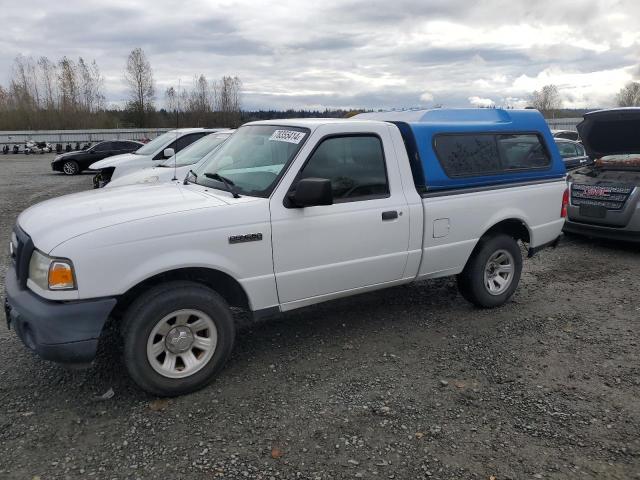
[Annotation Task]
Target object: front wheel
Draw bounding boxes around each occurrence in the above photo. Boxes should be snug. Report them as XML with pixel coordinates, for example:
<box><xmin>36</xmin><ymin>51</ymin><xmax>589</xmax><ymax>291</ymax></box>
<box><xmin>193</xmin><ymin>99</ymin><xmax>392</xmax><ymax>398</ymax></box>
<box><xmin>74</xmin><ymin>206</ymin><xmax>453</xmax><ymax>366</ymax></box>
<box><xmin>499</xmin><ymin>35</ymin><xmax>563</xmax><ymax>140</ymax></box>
<box><xmin>457</xmin><ymin>234</ymin><xmax>522</xmax><ymax>308</ymax></box>
<box><xmin>122</xmin><ymin>281</ymin><xmax>236</xmax><ymax>396</ymax></box>
<box><xmin>62</xmin><ymin>160</ymin><xmax>80</xmax><ymax>175</ymax></box>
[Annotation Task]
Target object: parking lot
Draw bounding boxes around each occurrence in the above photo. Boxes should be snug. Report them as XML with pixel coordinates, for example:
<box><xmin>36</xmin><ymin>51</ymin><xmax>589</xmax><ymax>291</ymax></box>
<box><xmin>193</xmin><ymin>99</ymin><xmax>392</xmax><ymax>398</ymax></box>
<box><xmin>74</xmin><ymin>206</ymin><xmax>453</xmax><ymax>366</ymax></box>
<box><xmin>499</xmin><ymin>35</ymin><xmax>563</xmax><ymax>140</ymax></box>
<box><xmin>0</xmin><ymin>153</ymin><xmax>639</xmax><ymax>479</ymax></box>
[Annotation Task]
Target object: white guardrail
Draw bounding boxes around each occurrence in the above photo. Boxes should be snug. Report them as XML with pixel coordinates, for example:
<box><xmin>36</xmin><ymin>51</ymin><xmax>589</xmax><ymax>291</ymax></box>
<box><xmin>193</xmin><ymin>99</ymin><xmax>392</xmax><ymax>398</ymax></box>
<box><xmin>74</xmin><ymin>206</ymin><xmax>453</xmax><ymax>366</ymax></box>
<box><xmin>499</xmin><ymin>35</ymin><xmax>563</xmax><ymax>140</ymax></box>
<box><xmin>0</xmin><ymin>128</ymin><xmax>172</xmax><ymax>145</ymax></box>
<box><xmin>0</xmin><ymin>118</ymin><xmax>582</xmax><ymax>145</ymax></box>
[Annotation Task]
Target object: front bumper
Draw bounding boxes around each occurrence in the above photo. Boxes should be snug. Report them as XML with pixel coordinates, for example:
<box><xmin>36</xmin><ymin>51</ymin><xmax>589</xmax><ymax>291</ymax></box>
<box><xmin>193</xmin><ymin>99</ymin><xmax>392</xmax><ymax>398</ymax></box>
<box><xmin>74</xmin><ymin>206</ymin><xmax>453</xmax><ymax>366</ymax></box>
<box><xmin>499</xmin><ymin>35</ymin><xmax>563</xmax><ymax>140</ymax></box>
<box><xmin>563</xmin><ymin>219</ymin><xmax>640</xmax><ymax>243</ymax></box>
<box><xmin>4</xmin><ymin>265</ymin><xmax>116</xmax><ymax>365</ymax></box>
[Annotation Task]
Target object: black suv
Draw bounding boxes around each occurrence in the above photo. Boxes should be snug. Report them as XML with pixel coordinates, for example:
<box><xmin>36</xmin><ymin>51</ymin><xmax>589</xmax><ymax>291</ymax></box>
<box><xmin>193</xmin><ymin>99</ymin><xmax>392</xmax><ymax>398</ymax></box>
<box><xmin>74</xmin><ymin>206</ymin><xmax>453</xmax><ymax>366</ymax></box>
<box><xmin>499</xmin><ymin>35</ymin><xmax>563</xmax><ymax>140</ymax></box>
<box><xmin>52</xmin><ymin>140</ymin><xmax>143</xmax><ymax>175</ymax></box>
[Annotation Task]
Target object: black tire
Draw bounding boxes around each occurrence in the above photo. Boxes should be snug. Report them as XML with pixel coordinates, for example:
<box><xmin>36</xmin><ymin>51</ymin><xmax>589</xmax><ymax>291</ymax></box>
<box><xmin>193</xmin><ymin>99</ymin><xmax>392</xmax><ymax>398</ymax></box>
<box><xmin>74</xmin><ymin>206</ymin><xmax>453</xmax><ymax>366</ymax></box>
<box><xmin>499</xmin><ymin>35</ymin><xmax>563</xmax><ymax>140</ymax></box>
<box><xmin>62</xmin><ymin>160</ymin><xmax>80</xmax><ymax>175</ymax></box>
<box><xmin>122</xmin><ymin>281</ymin><xmax>236</xmax><ymax>396</ymax></box>
<box><xmin>457</xmin><ymin>233</ymin><xmax>522</xmax><ymax>308</ymax></box>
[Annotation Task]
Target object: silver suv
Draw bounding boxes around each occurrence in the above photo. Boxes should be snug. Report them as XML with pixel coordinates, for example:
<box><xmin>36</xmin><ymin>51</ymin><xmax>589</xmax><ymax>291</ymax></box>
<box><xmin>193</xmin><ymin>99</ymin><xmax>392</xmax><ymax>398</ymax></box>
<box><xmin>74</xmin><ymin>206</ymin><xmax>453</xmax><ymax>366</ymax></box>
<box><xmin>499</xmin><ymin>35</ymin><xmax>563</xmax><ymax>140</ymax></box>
<box><xmin>565</xmin><ymin>108</ymin><xmax>640</xmax><ymax>242</ymax></box>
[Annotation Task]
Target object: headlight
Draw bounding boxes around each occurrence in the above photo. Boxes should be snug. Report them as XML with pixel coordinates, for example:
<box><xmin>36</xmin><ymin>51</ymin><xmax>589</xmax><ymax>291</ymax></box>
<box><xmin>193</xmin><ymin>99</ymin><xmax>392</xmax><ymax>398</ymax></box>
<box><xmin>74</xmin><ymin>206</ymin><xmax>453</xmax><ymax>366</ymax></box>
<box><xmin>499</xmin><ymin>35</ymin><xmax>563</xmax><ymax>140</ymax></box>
<box><xmin>28</xmin><ymin>250</ymin><xmax>76</xmax><ymax>290</ymax></box>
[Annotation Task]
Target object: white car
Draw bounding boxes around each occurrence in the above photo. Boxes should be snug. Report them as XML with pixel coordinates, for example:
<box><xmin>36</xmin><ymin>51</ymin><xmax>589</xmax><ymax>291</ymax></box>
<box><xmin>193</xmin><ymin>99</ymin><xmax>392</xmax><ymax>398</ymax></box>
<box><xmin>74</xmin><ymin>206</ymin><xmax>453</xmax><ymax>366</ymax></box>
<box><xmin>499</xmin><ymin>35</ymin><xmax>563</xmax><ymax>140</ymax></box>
<box><xmin>551</xmin><ymin>129</ymin><xmax>580</xmax><ymax>142</ymax></box>
<box><xmin>6</xmin><ymin>109</ymin><xmax>567</xmax><ymax>396</ymax></box>
<box><xmin>106</xmin><ymin>130</ymin><xmax>234</xmax><ymax>188</ymax></box>
<box><xmin>89</xmin><ymin>128</ymin><xmax>221</xmax><ymax>188</ymax></box>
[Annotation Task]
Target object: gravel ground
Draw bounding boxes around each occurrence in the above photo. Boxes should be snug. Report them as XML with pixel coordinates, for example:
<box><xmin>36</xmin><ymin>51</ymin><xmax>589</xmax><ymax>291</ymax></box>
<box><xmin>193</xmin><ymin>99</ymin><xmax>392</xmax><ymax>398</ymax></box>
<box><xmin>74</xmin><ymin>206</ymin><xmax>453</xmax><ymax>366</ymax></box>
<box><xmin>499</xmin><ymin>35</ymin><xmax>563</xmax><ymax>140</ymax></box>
<box><xmin>0</xmin><ymin>153</ymin><xmax>639</xmax><ymax>480</ymax></box>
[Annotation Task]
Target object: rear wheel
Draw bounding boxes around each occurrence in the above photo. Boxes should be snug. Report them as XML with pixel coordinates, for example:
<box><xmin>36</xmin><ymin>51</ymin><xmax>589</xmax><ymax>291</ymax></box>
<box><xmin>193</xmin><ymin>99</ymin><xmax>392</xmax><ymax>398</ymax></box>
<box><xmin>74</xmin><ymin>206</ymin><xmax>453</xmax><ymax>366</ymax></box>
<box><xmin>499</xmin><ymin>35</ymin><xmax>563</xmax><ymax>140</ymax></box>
<box><xmin>122</xmin><ymin>281</ymin><xmax>235</xmax><ymax>396</ymax></box>
<box><xmin>457</xmin><ymin>234</ymin><xmax>522</xmax><ymax>308</ymax></box>
<box><xmin>62</xmin><ymin>160</ymin><xmax>80</xmax><ymax>175</ymax></box>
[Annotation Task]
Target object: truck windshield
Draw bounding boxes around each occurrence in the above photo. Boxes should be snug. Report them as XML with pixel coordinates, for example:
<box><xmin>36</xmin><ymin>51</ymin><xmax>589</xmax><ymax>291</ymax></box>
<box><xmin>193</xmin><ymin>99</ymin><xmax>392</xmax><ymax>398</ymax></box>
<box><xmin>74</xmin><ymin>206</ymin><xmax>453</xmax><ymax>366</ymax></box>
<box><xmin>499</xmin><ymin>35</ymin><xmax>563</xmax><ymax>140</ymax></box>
<box><xmin>191</xmin><ymin>125</ymin><xmax>308</xmax><ymax>197</ymax></box>
<box><xmin>160</xmin><ymin>133</ymin><xmax>231</xmax><ymax>168</ymax></box>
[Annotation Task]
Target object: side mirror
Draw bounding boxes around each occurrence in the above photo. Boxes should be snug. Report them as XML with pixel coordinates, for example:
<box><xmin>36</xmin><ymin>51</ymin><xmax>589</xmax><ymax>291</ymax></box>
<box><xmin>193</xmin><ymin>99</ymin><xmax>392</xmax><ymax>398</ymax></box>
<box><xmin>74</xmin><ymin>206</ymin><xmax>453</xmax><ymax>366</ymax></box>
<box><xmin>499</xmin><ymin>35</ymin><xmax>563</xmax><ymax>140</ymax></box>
<box><xmin>288</xmin><ymin>178</ymin><xmax>333</xmax><ymax>208</ymax></box>
<box><xmin>163</xmin><ymin>148</ymin><xmax>175</xmax><ymax>159</ymax></box>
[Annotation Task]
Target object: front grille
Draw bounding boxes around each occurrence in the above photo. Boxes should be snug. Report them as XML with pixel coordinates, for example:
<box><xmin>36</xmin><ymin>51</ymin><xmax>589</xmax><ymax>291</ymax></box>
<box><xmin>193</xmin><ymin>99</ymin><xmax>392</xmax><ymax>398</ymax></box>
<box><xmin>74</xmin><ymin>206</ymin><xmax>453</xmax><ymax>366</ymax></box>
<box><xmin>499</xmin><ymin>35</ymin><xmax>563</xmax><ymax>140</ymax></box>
<box><xmin>571</xmin><ymin>184</ymin><xmax>634</xmax><ymax>211</ymax></box>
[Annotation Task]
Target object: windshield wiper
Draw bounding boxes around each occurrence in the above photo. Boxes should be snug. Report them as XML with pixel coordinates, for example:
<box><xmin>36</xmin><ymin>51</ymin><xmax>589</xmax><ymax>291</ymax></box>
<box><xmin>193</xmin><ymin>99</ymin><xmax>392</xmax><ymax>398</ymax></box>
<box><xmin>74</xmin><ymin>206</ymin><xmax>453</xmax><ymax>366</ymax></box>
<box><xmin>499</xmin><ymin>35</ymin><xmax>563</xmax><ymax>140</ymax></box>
<box><xmin>183</xmin><ymin>169</ymin><xmax>198</xmax><ymax>185</ymax></box>
<box><xmin>204</xmin><ymin>172</ymin><xmax>241</xmax><ymax>198</ymax></box>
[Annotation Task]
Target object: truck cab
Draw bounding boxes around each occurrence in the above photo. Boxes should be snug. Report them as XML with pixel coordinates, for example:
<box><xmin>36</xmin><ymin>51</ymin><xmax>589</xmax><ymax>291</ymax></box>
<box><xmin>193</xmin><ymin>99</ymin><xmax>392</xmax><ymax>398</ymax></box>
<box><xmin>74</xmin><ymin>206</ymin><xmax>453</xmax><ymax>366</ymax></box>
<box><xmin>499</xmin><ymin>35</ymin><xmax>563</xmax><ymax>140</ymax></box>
<box><xmin>5</xmin><ymin>109</ymin><xmax>566</xmax><ymax>396</ymax></box>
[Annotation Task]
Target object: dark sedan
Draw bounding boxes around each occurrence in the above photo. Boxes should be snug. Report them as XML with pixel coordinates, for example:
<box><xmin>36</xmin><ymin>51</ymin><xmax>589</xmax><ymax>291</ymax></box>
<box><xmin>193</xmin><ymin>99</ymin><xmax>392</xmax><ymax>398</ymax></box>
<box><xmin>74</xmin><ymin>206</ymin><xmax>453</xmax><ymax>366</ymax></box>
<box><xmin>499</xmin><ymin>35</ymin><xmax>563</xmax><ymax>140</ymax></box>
<box><xmin>555</xmin><ymin>138</ymin><xmax>591</xmax><ymax>170</ymax></box>
<box><xmin>52</xmin><ymin>140</ymin><xmax>143</xmax><ymax>175</ymax></box>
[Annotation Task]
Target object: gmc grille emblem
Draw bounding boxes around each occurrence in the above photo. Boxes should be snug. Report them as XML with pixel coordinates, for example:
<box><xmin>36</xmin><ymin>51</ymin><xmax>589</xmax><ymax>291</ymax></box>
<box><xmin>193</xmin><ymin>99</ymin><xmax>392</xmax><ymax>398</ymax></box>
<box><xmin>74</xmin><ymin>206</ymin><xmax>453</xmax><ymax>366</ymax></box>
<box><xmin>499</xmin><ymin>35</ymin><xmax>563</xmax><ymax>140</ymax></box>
<box><xmin>229</xmin><ymin>233</ymin><xmax>263</xmax><ymax>244</ymax></box>
<box><xmin>584</xmin><ymin>187</ymin><xmax>608</xmax><ymax>197</ymax></box>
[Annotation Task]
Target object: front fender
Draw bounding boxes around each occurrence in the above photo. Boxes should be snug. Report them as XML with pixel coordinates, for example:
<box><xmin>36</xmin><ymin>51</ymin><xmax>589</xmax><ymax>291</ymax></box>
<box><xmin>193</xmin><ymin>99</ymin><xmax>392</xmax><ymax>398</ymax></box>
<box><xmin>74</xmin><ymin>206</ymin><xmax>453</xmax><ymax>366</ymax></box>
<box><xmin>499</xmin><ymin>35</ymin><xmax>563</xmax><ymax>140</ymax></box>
<box><xmin>49</xmin><ymin>199</ymin><xmax>279</xmax><ymax>311</ymax></box>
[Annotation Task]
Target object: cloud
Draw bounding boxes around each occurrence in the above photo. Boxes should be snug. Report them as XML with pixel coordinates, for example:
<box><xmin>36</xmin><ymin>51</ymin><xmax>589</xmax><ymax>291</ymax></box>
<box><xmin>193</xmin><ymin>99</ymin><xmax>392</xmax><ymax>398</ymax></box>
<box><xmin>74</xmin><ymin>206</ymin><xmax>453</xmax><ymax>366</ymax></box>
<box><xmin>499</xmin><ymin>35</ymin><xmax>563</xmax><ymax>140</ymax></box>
<box><xmin>1</xmin><ymin>0</ymin><xmax>639</xmax><ymax>110</ymax></box>
<box><xmin>420</xmin><ymin>92</ymin><xmax>434</xmax><ymax>103</ymax></box>
<box><xmin>468</xmin><ymin>96</ymin><xmax>496</xmax><ymax>108</ymax></box>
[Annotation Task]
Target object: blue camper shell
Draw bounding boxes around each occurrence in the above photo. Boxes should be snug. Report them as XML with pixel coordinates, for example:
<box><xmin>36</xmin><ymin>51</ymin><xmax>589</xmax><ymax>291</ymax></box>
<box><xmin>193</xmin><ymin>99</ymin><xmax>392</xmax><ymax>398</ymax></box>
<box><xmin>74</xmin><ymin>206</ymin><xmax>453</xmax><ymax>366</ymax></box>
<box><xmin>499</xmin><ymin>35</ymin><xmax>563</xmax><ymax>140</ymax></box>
<box><xmin>355</xmin><ymin>109</ymin><xmax>566</xmax><ymax>192</ymax></box>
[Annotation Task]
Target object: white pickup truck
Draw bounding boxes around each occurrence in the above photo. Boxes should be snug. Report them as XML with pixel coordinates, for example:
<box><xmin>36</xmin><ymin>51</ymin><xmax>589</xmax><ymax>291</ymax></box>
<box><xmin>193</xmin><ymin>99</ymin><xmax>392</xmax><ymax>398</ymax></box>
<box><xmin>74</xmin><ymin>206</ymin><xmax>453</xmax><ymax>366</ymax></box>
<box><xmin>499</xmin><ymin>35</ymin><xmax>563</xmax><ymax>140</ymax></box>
<box><xmin>5</xmin><ymin>109</ymin><xmax>567</xmax><ymax>396</ymax></box>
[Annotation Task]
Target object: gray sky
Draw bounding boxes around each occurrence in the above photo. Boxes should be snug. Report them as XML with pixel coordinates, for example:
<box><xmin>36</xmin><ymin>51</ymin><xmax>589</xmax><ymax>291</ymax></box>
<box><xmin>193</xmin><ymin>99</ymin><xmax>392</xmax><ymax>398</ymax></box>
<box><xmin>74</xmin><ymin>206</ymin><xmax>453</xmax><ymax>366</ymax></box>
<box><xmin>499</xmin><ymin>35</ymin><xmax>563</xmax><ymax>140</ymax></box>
<box><xmin>1</xmin><ymin>0</ymin><xmax>638</xmax><ymax>110</ymax></box>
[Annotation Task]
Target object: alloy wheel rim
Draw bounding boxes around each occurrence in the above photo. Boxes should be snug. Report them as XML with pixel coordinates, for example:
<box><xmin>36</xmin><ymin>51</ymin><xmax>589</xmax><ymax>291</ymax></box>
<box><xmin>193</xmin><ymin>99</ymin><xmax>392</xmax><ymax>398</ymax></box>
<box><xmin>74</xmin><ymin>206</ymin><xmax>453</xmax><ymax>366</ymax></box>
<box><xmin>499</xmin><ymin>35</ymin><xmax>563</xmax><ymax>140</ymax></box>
<box><xmin>483</xmin><ymin>249</ymin><xmax>515</xmax><ymax>296</ymax></box>
<box><xmin>63</xmin><ymin>162</ymin><xmax>76</xmax><ymax>174</ymax></box>
<box><xmin>146</xmin><ymin>309</ymin><xmax>218</xmax><ymax>379</ymax></box>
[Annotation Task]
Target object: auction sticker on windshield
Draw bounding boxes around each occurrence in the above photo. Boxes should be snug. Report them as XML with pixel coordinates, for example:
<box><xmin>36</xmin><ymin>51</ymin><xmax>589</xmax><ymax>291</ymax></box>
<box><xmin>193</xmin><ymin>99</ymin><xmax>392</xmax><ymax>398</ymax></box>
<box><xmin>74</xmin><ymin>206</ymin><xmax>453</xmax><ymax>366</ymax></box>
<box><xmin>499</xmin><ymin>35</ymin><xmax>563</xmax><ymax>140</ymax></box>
<box><xmin>269</xmin><ymin>130</ymin><xmax>306</xmax><ymax>144</ymax></box>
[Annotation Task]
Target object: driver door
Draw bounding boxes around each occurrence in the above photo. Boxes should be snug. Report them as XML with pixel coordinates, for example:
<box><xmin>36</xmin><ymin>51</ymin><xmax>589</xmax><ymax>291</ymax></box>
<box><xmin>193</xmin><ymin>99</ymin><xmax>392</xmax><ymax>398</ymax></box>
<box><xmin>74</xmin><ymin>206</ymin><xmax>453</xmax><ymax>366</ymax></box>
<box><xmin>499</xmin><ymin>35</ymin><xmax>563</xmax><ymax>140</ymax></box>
<box><xmin>269</xmin><ymin>124</ymin><xmax>410</xmax><ymax>308</ymax></box>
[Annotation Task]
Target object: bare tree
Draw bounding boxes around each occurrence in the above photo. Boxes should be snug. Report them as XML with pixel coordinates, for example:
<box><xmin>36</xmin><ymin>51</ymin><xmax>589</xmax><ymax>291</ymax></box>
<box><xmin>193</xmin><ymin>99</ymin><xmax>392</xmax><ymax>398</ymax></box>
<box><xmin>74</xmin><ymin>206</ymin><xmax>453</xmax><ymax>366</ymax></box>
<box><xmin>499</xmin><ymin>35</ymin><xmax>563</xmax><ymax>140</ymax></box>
<box><xmin>530</xmin><ymin>84</ymin><xmax>562</xmax><ymax>116</ymax></box>
<box><xmin>9</xmin><ymin>55</ymin><xmax>39</xmax><ymax>127</ymax></box>
<box><xmin>165</xmin><ymin>86</ymin><xmax>178</xmax><ymax>113</ymax></box>
<box><xmin>188</xmin><ymin>74</ymin><xmax>212</xmax><ymax>125</ymax></box>
<box><xmin>164</xmin><ymin>86</ymin><xmax>181</xmax><ymax>127</ymax></box>
<box><xmin>58</xmin><ymin>56</ymin><xmax>80</xmax><ymax>126</ymax></box>
<box><xmin>213</xmin><ymin>76</ymin><xmax>242</xmax><ymax>126</ymax></box>
<box><xmin>77</xmin><ymin>58</ymin><xmax>105</xmax><ymax>114</ymax></box>
<box><xmin>616</xmin><ymin>82</ymin><xmax>640</xmax><ymax>107</ymax></box>
<box><xmin>124</xmin><ymin>47</ymin><xmax>155</xmax><ymax>126</ymax></box>
<box><xmin>0</xmin><ymin>85</ymin><xmax>8</xmax><ymax>111</ymax></box>
<box><xmin>37</xmin><ymin>56</ymin><xmax>57</xmax><ymax>111</ymax></box>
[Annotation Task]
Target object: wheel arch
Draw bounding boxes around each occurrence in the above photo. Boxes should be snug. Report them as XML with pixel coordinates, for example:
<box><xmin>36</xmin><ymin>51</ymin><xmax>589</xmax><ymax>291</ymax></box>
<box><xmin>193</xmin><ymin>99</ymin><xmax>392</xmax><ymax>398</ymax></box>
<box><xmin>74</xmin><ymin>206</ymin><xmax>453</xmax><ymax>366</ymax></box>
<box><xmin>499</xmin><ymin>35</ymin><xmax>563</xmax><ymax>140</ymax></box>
<box><xmin>462</xmin><ymin>218</ymin><xmax>530</xmax><ymax>271</ymax></box>
<box><xmin>112</xmin><ymin>267</ymin><xmax>251</xmax><ymax>320</ymax></box>
<box><xmin>480</xmin><ymin>217</ymin><xmax>531</xmax><ymax>244</ymax></box>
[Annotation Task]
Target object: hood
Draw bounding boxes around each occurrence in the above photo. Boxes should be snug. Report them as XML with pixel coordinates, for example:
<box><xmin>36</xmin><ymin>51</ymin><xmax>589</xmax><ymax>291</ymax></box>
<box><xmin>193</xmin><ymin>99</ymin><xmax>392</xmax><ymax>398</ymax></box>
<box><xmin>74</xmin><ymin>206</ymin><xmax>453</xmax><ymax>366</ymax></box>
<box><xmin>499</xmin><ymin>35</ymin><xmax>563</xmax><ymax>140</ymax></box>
<box><xmin>18</xmin><ymin>183</ymin><xmax>229</xmax><ymax>253</ymax></box>
<box><xmin>577</xmin><ymin>108</ymin><xmax>640</xmax><ymax>159</ymax></box>
<box><xmin>53</xmin><ymin>150</ymin><xmax>85</xmax><ymax>162</ymax></box>
<box><xmin>106</xmin><ymin>165</ymin><xmax>190</xmax><ymax>188</ymax></box>
<box><xmin>53</xmin><ymin>151</ymin><xmax>81</xmax><ymax>161</ymax></box>
<box><xmin>89</xmin><ymin>152</ymin><xmax>141</xmax><ymax>170</ymax></box>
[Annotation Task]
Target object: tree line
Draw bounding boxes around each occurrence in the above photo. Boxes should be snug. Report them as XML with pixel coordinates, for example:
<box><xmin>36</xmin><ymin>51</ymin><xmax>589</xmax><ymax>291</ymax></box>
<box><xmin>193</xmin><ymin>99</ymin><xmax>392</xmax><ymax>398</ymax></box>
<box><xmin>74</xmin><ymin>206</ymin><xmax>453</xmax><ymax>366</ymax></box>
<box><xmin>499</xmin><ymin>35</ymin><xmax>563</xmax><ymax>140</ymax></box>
<box><xmin>2</xmin><ymin>46</ymin><xmax>639</xmax><ymax>129</ymax></box>
<box><xmin>0</xmin><ymin>55</ymin><xmax>107</xmax><ymax>130</ymax></box>
<box><xmin>0</xmin><ymin>48</ymin><xmax>245</xmax><ymax>130</ymax></box>
<box><xmin>529</xmin><ymin>81</ymin><xmax>640</xmax><ymax>118</ymax></box>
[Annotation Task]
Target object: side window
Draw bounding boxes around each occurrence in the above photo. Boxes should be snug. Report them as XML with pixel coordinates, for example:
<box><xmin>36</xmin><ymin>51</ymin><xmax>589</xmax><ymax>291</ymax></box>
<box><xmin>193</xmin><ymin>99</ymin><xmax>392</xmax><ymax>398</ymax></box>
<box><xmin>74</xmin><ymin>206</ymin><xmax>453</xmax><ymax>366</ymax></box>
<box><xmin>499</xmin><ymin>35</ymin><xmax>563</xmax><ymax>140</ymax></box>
<box><xmin>497</xmin><ymin>134</ymin><xmax>550</xmax><ymax>169</ymax></box>
<box><xmin>434</xmin><ymin>135</ymin><xmax>500</xmax><ymax>176</ymax></box>
<box><xmin>176</xmin><ymin>133</ymin><xmax>206</xmax><ymax>152</ymax></box>
<box><xmin>298</xmin><ymin>135</ymin><xmax>389</xmax><ymax>201</ymax></box>
<box><xmin>557</xmin><ymin>142</ymin><xmax>577</xmax><ymax>158</ymax></box>
<box><xmin>434</xmin><ymin>133</ymin><xmax>551</xmax><ymax>177</ymax></box>
<box><xmin>93</xmin><ymin>142</ymin><xmax>112</xmax><ymax>152</ymax></box>
<box><xmin>558</xmin><ymin>131</ymin><xmax>579</xmax><ymax>141</ymax></box>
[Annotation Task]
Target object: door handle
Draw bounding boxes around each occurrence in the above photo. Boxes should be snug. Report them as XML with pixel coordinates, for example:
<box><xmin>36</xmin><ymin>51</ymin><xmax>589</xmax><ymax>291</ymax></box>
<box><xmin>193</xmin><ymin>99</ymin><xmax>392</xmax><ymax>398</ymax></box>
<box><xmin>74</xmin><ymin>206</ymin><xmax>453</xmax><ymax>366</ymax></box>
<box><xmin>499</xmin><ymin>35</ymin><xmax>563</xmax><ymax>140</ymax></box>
<box><xmin>381</xmin><ymin>210</ymin><xmax>398</xmax><ymax>221</ymax></box>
